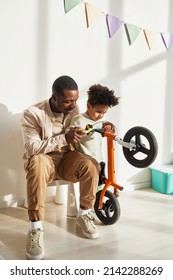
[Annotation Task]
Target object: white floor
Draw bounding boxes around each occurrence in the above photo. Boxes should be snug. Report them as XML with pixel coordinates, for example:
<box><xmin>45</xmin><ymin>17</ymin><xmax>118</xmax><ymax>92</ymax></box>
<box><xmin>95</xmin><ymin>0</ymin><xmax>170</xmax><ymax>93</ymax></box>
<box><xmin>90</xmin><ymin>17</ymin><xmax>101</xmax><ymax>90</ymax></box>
<box><xmin>0</xmin><ymin>188</ymin><xmax>173</xmax><ymax>260</ymax></box>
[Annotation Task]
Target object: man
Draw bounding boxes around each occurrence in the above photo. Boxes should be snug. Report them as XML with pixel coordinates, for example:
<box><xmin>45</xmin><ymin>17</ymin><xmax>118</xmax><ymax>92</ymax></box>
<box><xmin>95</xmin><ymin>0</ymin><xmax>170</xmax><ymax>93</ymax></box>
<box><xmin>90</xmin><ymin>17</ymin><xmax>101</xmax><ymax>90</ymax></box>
<box><xmin>21</xmin><ymin>75</ymin><xmax>100</xmax><ymax>260</ymax></box>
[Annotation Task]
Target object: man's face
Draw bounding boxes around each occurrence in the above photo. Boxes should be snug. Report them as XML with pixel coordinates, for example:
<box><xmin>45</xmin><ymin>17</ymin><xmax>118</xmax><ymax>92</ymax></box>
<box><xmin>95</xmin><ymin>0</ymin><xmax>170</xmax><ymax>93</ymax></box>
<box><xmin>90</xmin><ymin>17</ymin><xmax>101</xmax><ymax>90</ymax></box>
<box><xmin>53</xmin><ymin>89</ymin><xmax>79</xmax><ymax>114</ymax></box>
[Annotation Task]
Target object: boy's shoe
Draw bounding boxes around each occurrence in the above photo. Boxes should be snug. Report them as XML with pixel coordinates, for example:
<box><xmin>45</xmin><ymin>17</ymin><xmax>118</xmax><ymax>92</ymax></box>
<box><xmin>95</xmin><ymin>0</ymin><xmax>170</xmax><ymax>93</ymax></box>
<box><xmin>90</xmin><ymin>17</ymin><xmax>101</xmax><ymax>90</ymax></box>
<box><xmin>76</xmin><ymin>214</ymin><xmax>99</xmax><ymax>239</ymax></box>
<box><xmin>25</xmin><ymin>228</ymin><xmax>44</xmax><ymax>260</ymax></box>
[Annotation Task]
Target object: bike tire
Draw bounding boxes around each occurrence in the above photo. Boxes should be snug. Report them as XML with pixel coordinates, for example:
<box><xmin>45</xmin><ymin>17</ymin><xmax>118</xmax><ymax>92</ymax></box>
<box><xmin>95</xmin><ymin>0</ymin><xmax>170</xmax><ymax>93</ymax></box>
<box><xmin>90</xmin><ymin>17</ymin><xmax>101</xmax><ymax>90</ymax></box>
<box><xmin>122</xmin><ymin>126</ymin><xmax>158</xmax><ymax>168</ymax></box>
<box><xmin>94</xmin><ymin>190</ymin><xmax>121</xmax><ymax>225</ymax></box>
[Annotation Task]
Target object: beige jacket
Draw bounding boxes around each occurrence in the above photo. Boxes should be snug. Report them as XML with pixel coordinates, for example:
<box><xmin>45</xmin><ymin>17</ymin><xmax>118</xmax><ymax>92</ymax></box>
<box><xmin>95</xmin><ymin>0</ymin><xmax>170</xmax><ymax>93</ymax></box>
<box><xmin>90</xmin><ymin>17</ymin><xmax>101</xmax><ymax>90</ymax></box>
<box><xmin>21</xmin><ymin>99</ymin><xmax>79</xmax><ymax>169</ymax></box>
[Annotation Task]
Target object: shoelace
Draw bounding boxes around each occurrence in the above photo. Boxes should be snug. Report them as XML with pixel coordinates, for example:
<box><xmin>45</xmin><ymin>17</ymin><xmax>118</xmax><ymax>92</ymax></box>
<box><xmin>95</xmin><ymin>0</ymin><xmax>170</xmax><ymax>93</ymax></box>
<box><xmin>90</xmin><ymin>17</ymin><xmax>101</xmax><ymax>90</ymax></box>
<box><xmin>87</xmin><ymin>212</ymin><xmax>95</xmax><ymax>221</ymax></box>
<box><xmin>30</xmin><ymin>230</ymin><xmax>41</xmax><ymax>249</ymax></box>
<box><xmin>83</xmin><ymin>215</ymin><xmax>96</xmax><ymax>229</ymax></box>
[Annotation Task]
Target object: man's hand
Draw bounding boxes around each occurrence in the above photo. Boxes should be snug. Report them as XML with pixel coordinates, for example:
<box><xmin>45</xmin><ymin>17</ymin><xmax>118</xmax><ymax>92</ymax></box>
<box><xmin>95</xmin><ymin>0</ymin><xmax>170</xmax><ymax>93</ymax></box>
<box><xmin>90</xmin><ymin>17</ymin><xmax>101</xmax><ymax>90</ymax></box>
<box><xmin>65</xmin><ymin>127</ymin><xmax>86</xmax><ymax>144</ymax></box>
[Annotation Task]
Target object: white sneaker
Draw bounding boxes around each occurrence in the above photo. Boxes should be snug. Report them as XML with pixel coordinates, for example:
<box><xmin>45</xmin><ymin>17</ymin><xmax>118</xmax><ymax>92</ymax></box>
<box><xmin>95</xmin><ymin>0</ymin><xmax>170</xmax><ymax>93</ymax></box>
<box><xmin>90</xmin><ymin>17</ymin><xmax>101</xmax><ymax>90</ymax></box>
<box><xmin>25</xmin><ymin>228</ymin><xmax>44</xmax><ymax>260</ymax></box>
<box><xmin>76</xmin><ymin>214</ymin><xmax>99</xmax><ymax>239</ymax></box>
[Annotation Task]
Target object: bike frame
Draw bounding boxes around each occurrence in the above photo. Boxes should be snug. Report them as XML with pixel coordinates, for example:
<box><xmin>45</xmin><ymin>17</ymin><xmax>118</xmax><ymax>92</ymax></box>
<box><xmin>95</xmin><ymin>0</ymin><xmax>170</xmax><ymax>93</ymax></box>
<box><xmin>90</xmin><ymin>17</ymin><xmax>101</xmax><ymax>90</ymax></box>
<box><xmin>85</xmin><ymin>125</ymin><xmax>136</xmax><ymax>210</ymax></box>
<box><xmin>98</xmin><ymin>130</ymin><xmax>123</xmax><ymax>209</ymax></box>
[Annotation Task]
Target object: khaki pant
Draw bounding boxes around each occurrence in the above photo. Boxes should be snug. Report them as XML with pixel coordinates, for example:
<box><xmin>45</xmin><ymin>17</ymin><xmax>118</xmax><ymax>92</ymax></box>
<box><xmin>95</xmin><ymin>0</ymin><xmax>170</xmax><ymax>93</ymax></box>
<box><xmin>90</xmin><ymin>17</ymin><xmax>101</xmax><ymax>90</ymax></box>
<box><xmin>25</xmin><ymin>151</ymin><xmax>100</xmax><ymax>221</ymax></box>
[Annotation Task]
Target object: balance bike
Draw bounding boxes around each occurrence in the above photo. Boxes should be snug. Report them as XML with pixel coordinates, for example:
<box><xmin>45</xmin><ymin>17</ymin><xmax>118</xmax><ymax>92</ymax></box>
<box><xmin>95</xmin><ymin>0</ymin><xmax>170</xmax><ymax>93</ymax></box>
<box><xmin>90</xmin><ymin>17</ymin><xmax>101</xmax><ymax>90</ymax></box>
<box><xmin>85</xmin><ymin>125</ymin><xmax>158</xmax><ymax>225</ymax></box>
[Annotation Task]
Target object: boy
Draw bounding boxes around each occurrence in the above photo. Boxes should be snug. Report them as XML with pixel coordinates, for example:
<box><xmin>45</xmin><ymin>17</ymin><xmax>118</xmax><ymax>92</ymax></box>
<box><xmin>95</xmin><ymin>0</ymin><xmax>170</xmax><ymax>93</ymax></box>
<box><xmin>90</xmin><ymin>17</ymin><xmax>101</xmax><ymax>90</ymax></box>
<box><xmin>69</xmin><ymin>84</ymin><xmax>119</xmax><ymax>163</ymax></box>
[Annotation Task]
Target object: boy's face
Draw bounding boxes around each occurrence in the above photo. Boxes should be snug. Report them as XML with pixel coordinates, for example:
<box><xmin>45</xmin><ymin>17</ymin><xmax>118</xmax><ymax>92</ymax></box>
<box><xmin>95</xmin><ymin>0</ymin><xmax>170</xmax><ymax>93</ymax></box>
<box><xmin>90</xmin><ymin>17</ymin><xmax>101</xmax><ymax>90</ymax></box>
<box><xmin>87</xmin><ymin>103</ymin><xmax>109</xmax><ymax>121</ymax></box>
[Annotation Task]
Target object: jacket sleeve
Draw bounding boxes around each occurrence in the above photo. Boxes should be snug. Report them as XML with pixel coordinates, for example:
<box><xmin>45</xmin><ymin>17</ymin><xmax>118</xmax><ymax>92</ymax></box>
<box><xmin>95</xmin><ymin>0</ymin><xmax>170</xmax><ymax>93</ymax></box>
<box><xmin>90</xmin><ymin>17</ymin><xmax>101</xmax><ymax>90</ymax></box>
<box><xmin>66</xmin><ymin>113</ymin><xmax>82</xmax><ymax>131</ymax></box>
<box><xmin>21</xmin><ymin>109</ymin><xmax>67</xmax><ymax>156</ymax></box>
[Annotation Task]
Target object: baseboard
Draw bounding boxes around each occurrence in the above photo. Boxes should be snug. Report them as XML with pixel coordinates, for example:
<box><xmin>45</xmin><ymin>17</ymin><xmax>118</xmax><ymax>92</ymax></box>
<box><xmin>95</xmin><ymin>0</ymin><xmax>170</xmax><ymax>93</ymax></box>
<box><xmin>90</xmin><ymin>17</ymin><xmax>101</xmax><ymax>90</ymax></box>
<box><xmin>0</xmin><ymin>198</ymin><xmax>24</xmax><ymax>208</ymax></box>
<box><xmin>0</xmin><ymin>182</ymin><xmax>151</xmax><ymax>208</ymax></box>
<box><xmin>0</xmin><ymin>186</ymin><xmax>57</xmax><ymax>209</ymax></box>
<box><xmin>123</xmin><ymin>181</ymin><xmax>151</xmax><ymax>191</ymax></box>
<box><xmin>0</xmin><ymin>196</ymin><xmax>57</xmax><ymax>209</ymax></box>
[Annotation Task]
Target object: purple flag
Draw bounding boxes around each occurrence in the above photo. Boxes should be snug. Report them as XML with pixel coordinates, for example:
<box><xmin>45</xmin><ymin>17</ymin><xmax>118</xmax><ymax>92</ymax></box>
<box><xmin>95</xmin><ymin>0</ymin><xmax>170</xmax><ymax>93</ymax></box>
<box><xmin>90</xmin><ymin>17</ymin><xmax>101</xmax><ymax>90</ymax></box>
<box><xmin>106</xmin><ymin>14</ymin><xmax>123</xmax><ymax>38</ymax></box>
<box><xmin>161</xmin><ymin>32</ymin><xmax>173</xmax><ymax>51</ymax></box>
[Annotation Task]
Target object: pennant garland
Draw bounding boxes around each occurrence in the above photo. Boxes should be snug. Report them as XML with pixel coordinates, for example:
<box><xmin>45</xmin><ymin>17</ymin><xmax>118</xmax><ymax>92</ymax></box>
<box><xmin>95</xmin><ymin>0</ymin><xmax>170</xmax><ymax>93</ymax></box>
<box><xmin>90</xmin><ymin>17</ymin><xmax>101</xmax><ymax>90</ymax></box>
<box><xmin>63</xmin><ymin>1</ymin><xmax>173</xmax><ymax>52</ymax></box>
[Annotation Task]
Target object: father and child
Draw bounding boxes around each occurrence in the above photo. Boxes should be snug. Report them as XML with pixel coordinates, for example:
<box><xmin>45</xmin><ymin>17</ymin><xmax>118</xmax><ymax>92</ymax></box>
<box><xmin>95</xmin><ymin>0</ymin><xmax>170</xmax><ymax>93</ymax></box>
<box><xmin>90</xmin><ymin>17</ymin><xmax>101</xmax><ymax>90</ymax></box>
<box><xmin>21</xmin><ymin>75</ymin><xmax>119</xmax><ymax>259</ymax></box>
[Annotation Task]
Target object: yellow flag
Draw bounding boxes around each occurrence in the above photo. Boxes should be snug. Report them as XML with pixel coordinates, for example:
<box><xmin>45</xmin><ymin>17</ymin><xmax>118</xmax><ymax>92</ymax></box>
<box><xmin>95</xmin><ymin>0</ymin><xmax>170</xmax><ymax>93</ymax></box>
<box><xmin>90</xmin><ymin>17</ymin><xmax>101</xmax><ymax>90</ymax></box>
<box><xmin>85</xmin><ymin>3</ymin><xmax>102</xmax><ymax>28</ymax></box>
<box><xmin>143</xmin><ymin>29</ymin><xmax>158</xmax><ymax>49</ymax></box>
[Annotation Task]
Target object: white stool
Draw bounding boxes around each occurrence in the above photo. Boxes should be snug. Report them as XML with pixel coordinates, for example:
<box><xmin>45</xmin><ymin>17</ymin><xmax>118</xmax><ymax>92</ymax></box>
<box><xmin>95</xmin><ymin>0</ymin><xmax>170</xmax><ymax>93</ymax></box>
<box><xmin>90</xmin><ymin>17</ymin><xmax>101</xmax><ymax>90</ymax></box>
<box><xmin>55</xmin><ymin>180</ymin><xmax>79</xmax><ymax>217</ymax></box>
<box><xmin>24</xmin><ymin>180</ymin><xmax>79</xmax><ymax>217</ymax></box>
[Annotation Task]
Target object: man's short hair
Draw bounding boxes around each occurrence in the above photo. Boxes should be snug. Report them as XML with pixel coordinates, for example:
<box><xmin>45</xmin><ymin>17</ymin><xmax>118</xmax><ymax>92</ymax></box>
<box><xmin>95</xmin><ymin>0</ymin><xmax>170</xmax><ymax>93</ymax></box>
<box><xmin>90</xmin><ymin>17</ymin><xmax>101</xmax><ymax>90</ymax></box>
<box><xmin>52</xmin><ymin>75</ymin><xmax>78</xmax><ymax>96</ymax></box>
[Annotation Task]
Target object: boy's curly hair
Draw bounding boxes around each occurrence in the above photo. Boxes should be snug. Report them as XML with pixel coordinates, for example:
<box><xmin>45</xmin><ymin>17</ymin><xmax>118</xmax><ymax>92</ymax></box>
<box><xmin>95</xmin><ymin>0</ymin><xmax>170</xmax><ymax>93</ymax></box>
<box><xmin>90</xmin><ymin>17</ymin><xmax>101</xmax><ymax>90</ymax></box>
<box><xmin>87</xmin><ymin>84</ymin><xmax>119</xmax><ymax>107</ymax></box>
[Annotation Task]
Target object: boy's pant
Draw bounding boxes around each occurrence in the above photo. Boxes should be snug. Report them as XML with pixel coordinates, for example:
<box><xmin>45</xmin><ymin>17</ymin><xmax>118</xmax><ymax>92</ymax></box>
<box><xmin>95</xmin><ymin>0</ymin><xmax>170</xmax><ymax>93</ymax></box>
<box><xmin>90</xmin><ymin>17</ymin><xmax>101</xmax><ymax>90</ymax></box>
<box><xmin>25</xmin><ymin>151</ymin><xmax>100</xmax><ymax>221</ymax></box>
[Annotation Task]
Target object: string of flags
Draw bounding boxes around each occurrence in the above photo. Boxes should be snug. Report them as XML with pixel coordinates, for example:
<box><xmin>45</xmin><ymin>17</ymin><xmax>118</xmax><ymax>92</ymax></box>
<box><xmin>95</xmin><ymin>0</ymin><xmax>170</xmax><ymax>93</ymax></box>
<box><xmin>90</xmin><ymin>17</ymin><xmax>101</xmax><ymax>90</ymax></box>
<box><xmin>63</xmin><ymin>0</ymin><xmax>173</xmax><ymax>52</ymax></box>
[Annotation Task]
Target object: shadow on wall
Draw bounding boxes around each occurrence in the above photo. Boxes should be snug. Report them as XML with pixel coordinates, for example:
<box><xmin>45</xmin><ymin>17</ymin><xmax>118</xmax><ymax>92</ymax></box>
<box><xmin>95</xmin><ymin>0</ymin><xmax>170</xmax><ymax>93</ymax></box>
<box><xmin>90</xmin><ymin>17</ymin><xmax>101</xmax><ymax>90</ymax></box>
<box><xmin>0</xmin><ymin>104</ymin><xmax>26</xmax><ymax>207</ymax></box>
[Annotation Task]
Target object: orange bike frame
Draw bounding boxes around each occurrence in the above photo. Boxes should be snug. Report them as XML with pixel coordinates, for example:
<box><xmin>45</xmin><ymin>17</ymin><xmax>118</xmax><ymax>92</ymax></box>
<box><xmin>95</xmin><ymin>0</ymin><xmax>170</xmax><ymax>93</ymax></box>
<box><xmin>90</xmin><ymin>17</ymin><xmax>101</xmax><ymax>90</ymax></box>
<box><xmin>99</xmin><ymin>130</ymin><xmax>123</xmax><ymax>209</ymax></box>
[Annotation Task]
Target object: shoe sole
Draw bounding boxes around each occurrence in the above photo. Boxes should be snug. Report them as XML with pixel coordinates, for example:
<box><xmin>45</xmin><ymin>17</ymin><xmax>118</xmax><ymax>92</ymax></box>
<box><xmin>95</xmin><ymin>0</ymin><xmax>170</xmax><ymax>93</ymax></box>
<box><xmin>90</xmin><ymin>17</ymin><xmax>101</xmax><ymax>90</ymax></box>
<box><xmin>76</xmin><ymin>223</ymin><xmax>99</xmax><ymax>239</ymax></box>
<box><xmin>25</xmin><ymin>250</ymin><xmax>44</xmax><ymax>260</ymax></box>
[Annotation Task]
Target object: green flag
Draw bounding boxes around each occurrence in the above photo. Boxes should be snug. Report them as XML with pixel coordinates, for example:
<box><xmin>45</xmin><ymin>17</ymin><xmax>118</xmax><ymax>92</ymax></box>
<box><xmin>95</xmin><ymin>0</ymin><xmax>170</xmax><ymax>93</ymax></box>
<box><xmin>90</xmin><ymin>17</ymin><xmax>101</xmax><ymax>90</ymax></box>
<box><xmin>64</xmin><ymin>0</ymin><xmax>82</xmax><ymax>13</ymax></box>
<box><xmin>124</xmin><ymin>23</ymin><xmax>141</xmax><ymax>45</ymax></box>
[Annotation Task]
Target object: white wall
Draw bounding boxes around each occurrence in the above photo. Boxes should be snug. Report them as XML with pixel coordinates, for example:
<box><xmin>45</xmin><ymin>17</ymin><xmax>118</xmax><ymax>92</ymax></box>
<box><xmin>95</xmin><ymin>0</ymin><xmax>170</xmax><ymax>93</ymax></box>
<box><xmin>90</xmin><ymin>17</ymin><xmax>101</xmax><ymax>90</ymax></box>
<box><xmin>0</xmin><ymin>0</ymin><xmax>172</xmax><ymax>207</ymax></box>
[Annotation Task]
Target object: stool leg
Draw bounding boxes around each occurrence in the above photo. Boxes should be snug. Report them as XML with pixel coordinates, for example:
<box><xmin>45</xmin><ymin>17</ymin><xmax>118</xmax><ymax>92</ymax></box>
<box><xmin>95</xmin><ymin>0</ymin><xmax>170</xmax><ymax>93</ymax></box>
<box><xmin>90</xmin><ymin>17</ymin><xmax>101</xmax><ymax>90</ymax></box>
<box><xmin>67</xmin><ymin>183</ymin><xmax>78</xmax><ymax>217</ymax></box>
<box><xmin>55</xmin><ymin>183</ymin><xmax>66</xmax><ymax>204</ymax></box>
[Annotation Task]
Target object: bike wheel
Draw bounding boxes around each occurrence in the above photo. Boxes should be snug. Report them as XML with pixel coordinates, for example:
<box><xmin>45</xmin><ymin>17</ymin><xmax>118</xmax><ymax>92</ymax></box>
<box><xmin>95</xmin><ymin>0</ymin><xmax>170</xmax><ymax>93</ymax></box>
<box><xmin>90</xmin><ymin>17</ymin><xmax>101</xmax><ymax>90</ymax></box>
<box><xmin>123</xmin><ymin>126</ymin><xmax>158</xmax><ymax>168</ymax></box>
<box><xmin>94</xmin><ymin>190</ymin><xmax>121</xmax><ymax>225</ymax></box>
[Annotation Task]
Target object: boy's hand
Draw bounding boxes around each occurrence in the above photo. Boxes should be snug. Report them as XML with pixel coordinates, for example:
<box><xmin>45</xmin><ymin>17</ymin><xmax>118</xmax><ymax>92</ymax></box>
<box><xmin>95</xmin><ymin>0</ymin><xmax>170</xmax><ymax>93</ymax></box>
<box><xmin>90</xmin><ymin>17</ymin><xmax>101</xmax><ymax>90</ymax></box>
<box><xmin>65</xmin><ymin>127</ymin><xmax>86</xmax><ymax>144</ymax></box>
<box><xmin>103</xmin><ymin>122</ymin><xmax>117</xmax><ymax>134</ymax></box>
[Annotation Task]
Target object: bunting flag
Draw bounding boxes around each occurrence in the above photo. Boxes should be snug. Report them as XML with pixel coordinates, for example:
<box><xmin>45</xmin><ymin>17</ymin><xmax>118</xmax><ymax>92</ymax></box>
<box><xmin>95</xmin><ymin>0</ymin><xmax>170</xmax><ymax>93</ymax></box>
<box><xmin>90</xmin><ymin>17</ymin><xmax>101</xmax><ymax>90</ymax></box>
<box><xmin>85</xmin><ymin>3</ymin><xmax>102</xmax><ymax>28</ymax></box>
<box><xmin>161</xmin><ymin>32</ymin><xmax>173</xmax><ymax>51</ymax></box>
<box><xmin>124</xmin><ymin>23</ymin><xmax>142</xmax><ymax>45</ymax></box>
<box><xmin>143</xmin><ymin>29</ymin><xmax>158</xmax><ymax>50</ymax></box>
<box><xmin>64</xmin><ymin>0</ymin><xmax>82</xmax><ymax>13</ymax></box>
<box><xmin>106</xmin><ymin>15</ymin><xmax>123</xmax><ymax>38</ymax></box>
<box><xmin>63</xmin><ymin>1</ymin><xmax>173</xmax><ymax>52</ymax></box>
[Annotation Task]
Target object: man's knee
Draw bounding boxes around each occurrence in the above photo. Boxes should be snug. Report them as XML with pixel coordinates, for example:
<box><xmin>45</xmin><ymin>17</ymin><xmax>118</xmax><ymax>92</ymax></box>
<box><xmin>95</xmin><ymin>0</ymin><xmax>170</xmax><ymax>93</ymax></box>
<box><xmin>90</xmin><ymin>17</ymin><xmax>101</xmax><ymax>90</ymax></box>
<box><xmin>27</xmin><ymin>154</ymin><xmax>55</xmax><ymax>177</ymax></box>
<box><xmin>82</xmin><ymin>156</ymin><xmax>100</xmax><ymax>175</ymax></box>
